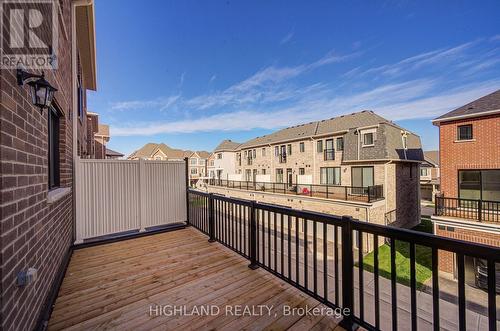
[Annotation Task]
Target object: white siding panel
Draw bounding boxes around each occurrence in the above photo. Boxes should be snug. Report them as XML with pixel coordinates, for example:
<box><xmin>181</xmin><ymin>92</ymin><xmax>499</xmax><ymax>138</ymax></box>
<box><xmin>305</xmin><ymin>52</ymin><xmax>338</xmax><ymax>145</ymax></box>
<box><xmin>75</xmin><ymin>159</ymin><xmax>186</xmax><ymax>243</ymax></box>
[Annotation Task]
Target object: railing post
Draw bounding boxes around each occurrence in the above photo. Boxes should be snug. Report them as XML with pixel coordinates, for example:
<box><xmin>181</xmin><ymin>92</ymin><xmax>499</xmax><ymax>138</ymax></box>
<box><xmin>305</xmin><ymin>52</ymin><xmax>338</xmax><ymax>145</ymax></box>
<box><xmin>248</xmin><ymin>200</ymin><xmax>259</xmax><ymax>269</ymax></box>
<box><xmin>339</xmin><ymin>215</ymin><xmax>357</xmax><ymax>330</ymax></box>
<box><xmin>208</xmin><ymin>193</ymin><xmax>215</xmax><ymax>242</ymax></box>
<box><xmin>478</xmin><ymin>199</ymin><xmax>482</xmax><ymax>222</ymax></box>
<box><xmin>345</xmin><ymin>187</ymin><xmax>348</xmax><ymax>201</ymax></box>
<box><xmin>184</xmin><ymin>157</ymin><xmax>190</xmax><ymax>226</ymax></box>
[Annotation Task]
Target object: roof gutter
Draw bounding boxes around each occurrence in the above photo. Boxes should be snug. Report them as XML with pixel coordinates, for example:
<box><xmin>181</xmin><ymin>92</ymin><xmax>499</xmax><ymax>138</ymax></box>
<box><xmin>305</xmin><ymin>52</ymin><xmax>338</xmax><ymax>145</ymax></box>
<box><xmin>432</xmin><ymin>108</ymin><xmax>500</xmax><ymax>124</ymax></box>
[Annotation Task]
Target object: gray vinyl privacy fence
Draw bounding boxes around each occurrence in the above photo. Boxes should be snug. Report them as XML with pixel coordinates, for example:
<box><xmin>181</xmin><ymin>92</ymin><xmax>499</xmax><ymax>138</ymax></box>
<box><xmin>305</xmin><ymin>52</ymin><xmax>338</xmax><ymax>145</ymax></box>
<box><xmin>74</xmin><ymin>159</ymin><xmax>186</xmax><ymax>243</ymax></box>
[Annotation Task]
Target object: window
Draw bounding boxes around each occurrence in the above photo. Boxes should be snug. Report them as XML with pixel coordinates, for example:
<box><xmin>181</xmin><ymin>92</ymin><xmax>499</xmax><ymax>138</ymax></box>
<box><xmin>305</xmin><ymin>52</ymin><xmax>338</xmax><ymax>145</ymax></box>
<box><xmin>457</xmin><ymin>124</ymin><xmax>473</xmax><ymax>141</ymax></box>
<box><xmin>274</xmin><ymin>146</ymin><xmax>279</xmax><ymax>156</ymax></box>
<box><xmin>48</xmin><ymin>106</ymin><xmax>61</xmax><ymax>189</ymax></box>
<box><xmin>287</xmin><ymin>144</ymin><xmax>292</xmax><ymax>156</ymax></box>
<box><xmin>262</xmin><ymin>169</ymin><xmax>266</xmax><ymax>175</ymax></box>
<box><xmin>210</xmin><ymin>160</ymin><xmax>214</xmax><ymax>166</ymax></box>
<box><xmin>217</xmin><ymin>153</ymin><xmax>222</xmax><ymax>159</ymax></box>
<box><xmin>190</xmin><ymin>168</ymin><xmax>197</xmax><ymax>174</ymax></box>
<box><xmin>262</xmin><ymin>148</ymin><xmax>266</xmax><ymax>157</ymax></box>
<box><xmin>190</xmin><ymin>158</ymin><xmax>197</xmax><ymax>165</ymax></box>
<box><xmin>420</xmin><ymin>167</ymin><xmax>429</xmax><ymax>177</ymax></box>
<box><xmin>320</xmin><ymin>167</ymin><xmax>341</xmax><ymax>185</ymax></box>
<box><xmin>324</xmin><ymin>139</ymin><xmax>334</xmax><ymax>160</ymax></box>
<box><xmin>351</xmin><ymin>167</ymin><xmax>374</xmax><ymax>187</ymax></box>
<box><xmin>276</xmin><ymin>169</ymin><xmax>284</xmax><ymax>183</ymax></box>
<box><xmin>459</xmin><ymin>170</ymin><xmax>500</xmax><ymax>202</ymax></box>
<box><xmin>154</xmin><ymin>156</ymin><xmax>162</xmax><ymax>160</ymax></box>
<box><xmin>245</xmin><ymin>169</ymin><xmax>252</xmax><ymax>181</ymax></box>
<box><xmin>199</xmin><ymin>159</ymin><xmax>205</xmax><ymax>165</ymax></box>
<box><xmin>362</xmin><ymin>132</ymin><xmax>374</xmax><ymax>146</ymax></box>
<box><xmin>253</xmin><ymin>149</ymin><xmax>256</xmax><ymax>158</ymax></box>
<box><xmin>336</xmin><ymin>137</ymin><xmax>344</xmax><ymax>151</ymax></box>
<box><xmin>244</xmin><ymin>151</ymin><xmax>247</xmax><ymax>157</ymax></box>
<box><xmin>299</xmin><ymin>168</ymin><xmax>305</xmax><ymax>175</ymax></box>
<box><xmin>317</xmin><ymin>140</ymin><xmax>323</xmax><ymax>153</ymax></box>
<box><xmin>299</xmin><ymin>142</ymin><xmax>305</xmax><ymax>152</ymax></box>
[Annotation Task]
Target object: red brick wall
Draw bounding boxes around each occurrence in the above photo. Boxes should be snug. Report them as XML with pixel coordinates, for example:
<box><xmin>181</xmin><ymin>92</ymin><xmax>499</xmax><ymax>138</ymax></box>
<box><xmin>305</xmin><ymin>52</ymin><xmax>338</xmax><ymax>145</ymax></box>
<box><xmin>0</xmin><ymin>1</ymin><xmax>75</xmax><ymax>329</ymax></box>
<box><xmin>438</xmin><ymin>114</ymin><xmax>500</xmax><ymax>197</ymax></box>
<box><xmin>436</xmin><ymin>225</ymin><xmax>500</xmax><ymax>273</ymax></box>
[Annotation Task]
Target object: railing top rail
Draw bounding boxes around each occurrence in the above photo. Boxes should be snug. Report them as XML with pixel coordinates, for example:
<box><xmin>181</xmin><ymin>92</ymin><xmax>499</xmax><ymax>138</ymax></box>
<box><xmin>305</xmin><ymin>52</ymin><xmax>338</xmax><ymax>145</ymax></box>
<box><xmin>189</xmin><ymin>188</ymin><xmax>500</xmax><ymax>260</ymax></box>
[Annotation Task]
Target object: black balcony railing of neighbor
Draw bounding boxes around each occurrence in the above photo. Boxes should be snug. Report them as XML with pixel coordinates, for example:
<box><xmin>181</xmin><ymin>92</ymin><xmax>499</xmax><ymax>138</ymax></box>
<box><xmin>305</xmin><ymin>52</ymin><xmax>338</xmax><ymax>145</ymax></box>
<box><xmin>435</xmin><ymin>196</ymin><xmax>500</xmax><ymax>223</ymax></box>
<box><xmin>205</xmin><ymin>178</ymin><xmax>384</xmax><ymax>203</ymax></box>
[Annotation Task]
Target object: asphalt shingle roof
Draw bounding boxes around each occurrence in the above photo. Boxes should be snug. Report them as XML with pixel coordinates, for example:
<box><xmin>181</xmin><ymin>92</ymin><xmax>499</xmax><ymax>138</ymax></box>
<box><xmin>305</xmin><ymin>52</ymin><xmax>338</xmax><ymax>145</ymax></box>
<box><xmin>214</xmin><ymin>140</ymin><xmax>242</xmax><ymax>152</ymax></box>
<box><xmin>434</xmin><ymin>89</ymin><xmax>500</xmax><ymax>121</ymax></box>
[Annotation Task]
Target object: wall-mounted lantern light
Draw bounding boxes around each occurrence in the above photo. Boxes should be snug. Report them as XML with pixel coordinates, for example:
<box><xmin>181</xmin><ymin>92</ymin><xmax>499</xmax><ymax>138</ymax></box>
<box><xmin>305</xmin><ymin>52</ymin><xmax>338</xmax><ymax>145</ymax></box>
<box><xmin>17</xmin><ymin>69</ymin><xmax>58</xmax><ymax>112</ymax></box>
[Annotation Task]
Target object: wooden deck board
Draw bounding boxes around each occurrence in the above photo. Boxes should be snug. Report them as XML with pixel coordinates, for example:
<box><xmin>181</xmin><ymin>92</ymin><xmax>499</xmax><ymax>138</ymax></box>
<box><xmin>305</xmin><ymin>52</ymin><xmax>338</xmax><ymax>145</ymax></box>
<box><xmin>48</xmin><ymin>228</ymin><xmax>343</xmax><ymax>331</ymax></box>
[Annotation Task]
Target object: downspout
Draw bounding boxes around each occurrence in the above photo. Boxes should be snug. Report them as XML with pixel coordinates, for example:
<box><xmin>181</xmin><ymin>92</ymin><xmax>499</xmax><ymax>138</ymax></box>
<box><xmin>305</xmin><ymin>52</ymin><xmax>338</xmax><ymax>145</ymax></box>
<box><xmin>71</xmin><ymin>0</ymin><xmax>93</xmax><ymax>243</ymax></box>
<box><xmin>383</xmin><ymin>160</ymin><xmax>392</xmax><ymax>225</ymax></box>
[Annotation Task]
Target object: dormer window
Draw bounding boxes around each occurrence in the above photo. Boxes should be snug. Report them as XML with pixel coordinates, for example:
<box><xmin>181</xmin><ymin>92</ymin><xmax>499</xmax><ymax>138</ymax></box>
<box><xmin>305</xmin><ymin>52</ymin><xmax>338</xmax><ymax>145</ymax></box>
<box><xmin>362</xmin><ymin>132</ymin><xmax>374</xmax><ymax>146</ymax></box>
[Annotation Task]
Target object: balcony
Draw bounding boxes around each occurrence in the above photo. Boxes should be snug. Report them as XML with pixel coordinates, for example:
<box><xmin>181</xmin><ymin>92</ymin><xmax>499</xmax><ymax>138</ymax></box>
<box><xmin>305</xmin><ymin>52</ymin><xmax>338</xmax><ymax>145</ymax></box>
<box><xmin>279</xmin><ymin>153</ymin><xmax>287</xmax><ymax>163</ymax></box>
<box><xmin>207</xmin><ymin>178</ymin><xmax>384</xmax><ymax>203</ymax></box>
<box><xmin>45</xmin><ymin>185</ymin><xmax>500</xmax><ymax>331</ymax></box>
<box><xmin>246</xmin><ymin>157</ymin><xmax>253</xmax><ymax>166</ymax></box>
<box><xmin>435</xmin><ymin>196</ymin><xmax>500</xmax><ymax>223</ymax></box>
<box><xmin>324</xmin><ymin>148</ymin><xmax>335</xmax><ymax>161</ymax></box>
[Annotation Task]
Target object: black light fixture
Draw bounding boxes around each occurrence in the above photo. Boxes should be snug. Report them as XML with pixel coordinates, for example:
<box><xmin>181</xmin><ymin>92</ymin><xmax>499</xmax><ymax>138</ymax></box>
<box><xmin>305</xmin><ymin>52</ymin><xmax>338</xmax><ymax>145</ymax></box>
<box><xmin>17</xmin><ymin>69</ymin><xmax>58</xmax><ymax>112</ymax></box>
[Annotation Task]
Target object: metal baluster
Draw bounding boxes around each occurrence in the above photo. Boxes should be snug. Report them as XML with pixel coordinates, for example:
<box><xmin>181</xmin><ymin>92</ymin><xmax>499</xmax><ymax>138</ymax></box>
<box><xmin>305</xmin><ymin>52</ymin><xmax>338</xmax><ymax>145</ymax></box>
<box><xmin>313</xmin><ymin>221</ymin><xmax>318</xmax><ymax>295</ymax></box>
<box><xmin>374</xmin><ymin>234</ymin><xmax>380</xmax><ymax>330</ymax></box>
<box><xmin>359</xmin><ymin>230</ymin><xmax>364</xmax><ymax>322</ymax></box>
<box><xmin>410</xmin><ymin>242</ymin><xmax>417</xmax><ymax>331</ymax></box>
<box><xmin>457</xmin><ymin>253</ymin><xmax>466</xmax><ymax>331</ymax></box>
<box><xmin>323</xmin><ymin>223</ymin><xmax>328</xmax><ymax>301</ymax></box>
<box><xmin>391</xmin><ymin>238</ymin><xmax>398</xmax><ymax>331</ymax></box>
<box><xmin>432</xmin><ymin>247</ymin><xmax>439</xmax><ymax>331</ymax></box>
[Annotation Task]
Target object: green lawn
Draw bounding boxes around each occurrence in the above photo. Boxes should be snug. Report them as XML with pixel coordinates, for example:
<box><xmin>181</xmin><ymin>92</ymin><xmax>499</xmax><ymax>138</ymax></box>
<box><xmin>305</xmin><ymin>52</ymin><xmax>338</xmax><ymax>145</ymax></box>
<box><xmin>360</xmin><ymin>219</ymin><xmax>433</xmax><ymax>288</ymax></box>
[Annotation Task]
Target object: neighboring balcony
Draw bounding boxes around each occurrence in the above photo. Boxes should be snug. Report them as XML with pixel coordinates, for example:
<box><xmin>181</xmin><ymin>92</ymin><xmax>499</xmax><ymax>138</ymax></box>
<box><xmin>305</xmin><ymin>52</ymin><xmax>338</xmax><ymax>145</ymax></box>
<box><xmin>435</xmin><ymin>196</ymin><xmax>500</xmax><ymax>223</ymax></box>
<box><xmin>246</xmin><ymin>157</ymin><xmax>253</xmax><ymax>165</ymax></box>
<box><xmin>207</xmin><ymin>178</ymin><xmax>384</xmax><ymax>203</ymax></box>
<box><xmin>324</xmin><ymin>148</ymin><xmax>335</xmax><ymax>161</ymax></box>
<box><xmin>279</xmin><ymin>153</ymin><xmax>287</xmax><ymax>163</ymax></box>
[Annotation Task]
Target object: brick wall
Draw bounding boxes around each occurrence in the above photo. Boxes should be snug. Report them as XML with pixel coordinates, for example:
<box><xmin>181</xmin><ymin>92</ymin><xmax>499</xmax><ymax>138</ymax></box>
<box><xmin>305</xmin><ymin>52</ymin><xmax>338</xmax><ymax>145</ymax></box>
<box><xmin>0</xmin><ymin>1</ymin><xmax>75</xmax><ymax>329</ymax></box>
<box><xmin>436</xmin><ymin>225</ymin><xmax>500</xmax><ymax>273</ymax></box>
<box><xmin>438</xmin><ymin>114</ymin><xmax>500</xmax><ymax>197</ymax></box>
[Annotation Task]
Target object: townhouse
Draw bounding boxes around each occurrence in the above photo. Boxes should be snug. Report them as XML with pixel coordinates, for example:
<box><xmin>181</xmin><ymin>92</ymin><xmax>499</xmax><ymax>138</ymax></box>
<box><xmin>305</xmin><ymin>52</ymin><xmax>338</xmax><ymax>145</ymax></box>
<box><xmin>209</xmin><ymin>139</ymin><xmax>242</xmax><ymax>180</ymax></box>
<box><xmin>0</xmin><ymin>1</ymin><xmax>97</xmax><ymax>329</ymax></box>
<box><xmin>209</xmin><ymin>111</ymin><xmax>424</xmax><ymax>229</ymax></box>
<box><xmin>432</xmin><ymin>89</ymin><xmax>500</xmax><ymax>278</ymax></box>
<box><xmin>128</xmin><ymin>143</ymin><xmax>209</xmax><ymax>184</ymax></box>
<box><xmin>188</xmin><ymin>151</ymin><xmax>210</xmax><ymax>182</ymax></box>
<box><xmin>420</xmin><ymin>151</ymin><xmax>440</xmax><ymax>202</ymax></box>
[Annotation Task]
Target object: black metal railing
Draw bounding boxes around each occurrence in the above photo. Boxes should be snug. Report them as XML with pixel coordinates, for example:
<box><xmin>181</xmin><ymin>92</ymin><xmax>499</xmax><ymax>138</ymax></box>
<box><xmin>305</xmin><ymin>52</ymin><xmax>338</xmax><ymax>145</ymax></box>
<box><xmin>188</xmin><ymin>189</ymin><xmax>500</xmax><ymax>331</ymax></box>
<box><xmin>324</xmin><ymin>148</ymin><xmax>335</xmax><ymax>161</ymax></box>
<box><xmin>206</xmin><ymin>178</ymin><xmax>384</xmax><ymax>202</ymax></box>
<box><xmin>279</xmin><ymin>153</ymin><xmax>287</xmax><ymax>163</ymax></box>
<box><xmin>435</xmin><ymin>196</ymin><xmax>500</xmax><ymax>222</ymax></box>
<box><xmin>246</xmin><ymin>157</ymin><xmax>253</xmax><ymax>165</ymax></box>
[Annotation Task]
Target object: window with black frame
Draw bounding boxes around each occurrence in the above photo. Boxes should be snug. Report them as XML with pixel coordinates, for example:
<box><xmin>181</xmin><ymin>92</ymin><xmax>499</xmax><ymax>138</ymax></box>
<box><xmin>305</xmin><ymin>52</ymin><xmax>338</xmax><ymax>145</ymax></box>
<box><xmin>457</xmin><ymin>124</ymin><xmax>473</xmax><ymax>140</ymax></box>
<box><xmin>48</xmin><ymin>106</ymin><xmax>61</xmax><ymax>189</ymax></box>
<box><xmin>459</xmin><ymin>169</ymin><xmax>500</xmax><ymax>203</ymax></box>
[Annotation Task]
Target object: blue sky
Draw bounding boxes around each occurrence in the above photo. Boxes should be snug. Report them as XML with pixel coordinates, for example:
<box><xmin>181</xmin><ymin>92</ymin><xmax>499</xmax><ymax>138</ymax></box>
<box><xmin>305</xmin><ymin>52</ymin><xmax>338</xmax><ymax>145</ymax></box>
<box><xmin>88</xmin><ymin>0</ymin><xmax>500</xmax><ymax>157</ymax></box>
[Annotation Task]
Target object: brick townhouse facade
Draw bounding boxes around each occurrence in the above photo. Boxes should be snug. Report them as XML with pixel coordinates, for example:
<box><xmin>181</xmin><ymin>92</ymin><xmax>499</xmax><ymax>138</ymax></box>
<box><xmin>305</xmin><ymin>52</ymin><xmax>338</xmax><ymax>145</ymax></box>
<box><xmin>0</xmin><ymin>1</ymin><xmax>97</xmax><ymax>330</ymax></box>
<box><xmin>432</xmin><ymin>89</ymin><xmax>500</xmax><ymax>277</ymax></box>
<box><xmin>210</xmin><ymin>111</ymin><xmax>424</xmax><ymax>230</ymax></box>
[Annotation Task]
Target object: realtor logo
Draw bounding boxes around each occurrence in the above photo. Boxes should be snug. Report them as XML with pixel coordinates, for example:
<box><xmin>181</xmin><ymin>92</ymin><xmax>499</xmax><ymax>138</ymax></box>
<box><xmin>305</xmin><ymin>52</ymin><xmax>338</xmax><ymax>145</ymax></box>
<box><xmin>1</xmin><ymin>0</ymin><xmax>58</xmax><ymax>69</ymax></box>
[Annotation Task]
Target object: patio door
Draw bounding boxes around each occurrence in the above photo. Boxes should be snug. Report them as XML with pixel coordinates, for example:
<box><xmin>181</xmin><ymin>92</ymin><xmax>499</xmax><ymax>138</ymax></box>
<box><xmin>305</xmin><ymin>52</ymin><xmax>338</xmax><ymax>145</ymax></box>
<box><xmin>287</xmin><ymin>169</ymin><xmax>293</xmax><ymax>186</ymax></box>
<box><xmin>352</xmin><ymin>167</ymin><xmax>374</xmax><ymax>194</ymax></box>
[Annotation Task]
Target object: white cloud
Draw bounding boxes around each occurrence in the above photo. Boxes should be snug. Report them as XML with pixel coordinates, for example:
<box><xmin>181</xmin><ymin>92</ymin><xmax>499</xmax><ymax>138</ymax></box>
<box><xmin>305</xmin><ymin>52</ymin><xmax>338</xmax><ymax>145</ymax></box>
<box><xmin>280</xmin><ymin>31</ymin><xmax>294</xmax><ymax>45</ymax></box>
<box><xmin>109</xmin><ymin>37</ymin><xmax>500</xmax><ymax>137</ymax></box>
<box><xmin>111</xmin><ymin>95</ymin><xmax>180</xmax><ymax>111</ymax></box>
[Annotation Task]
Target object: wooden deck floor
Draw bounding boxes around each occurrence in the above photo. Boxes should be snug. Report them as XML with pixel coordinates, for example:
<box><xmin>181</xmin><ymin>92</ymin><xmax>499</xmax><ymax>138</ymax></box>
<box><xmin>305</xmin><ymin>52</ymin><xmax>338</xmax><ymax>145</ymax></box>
<box><xmin>48</xmin><ymin>228</ymin><xmax>344</xmax><ymax>331</ymax></box>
